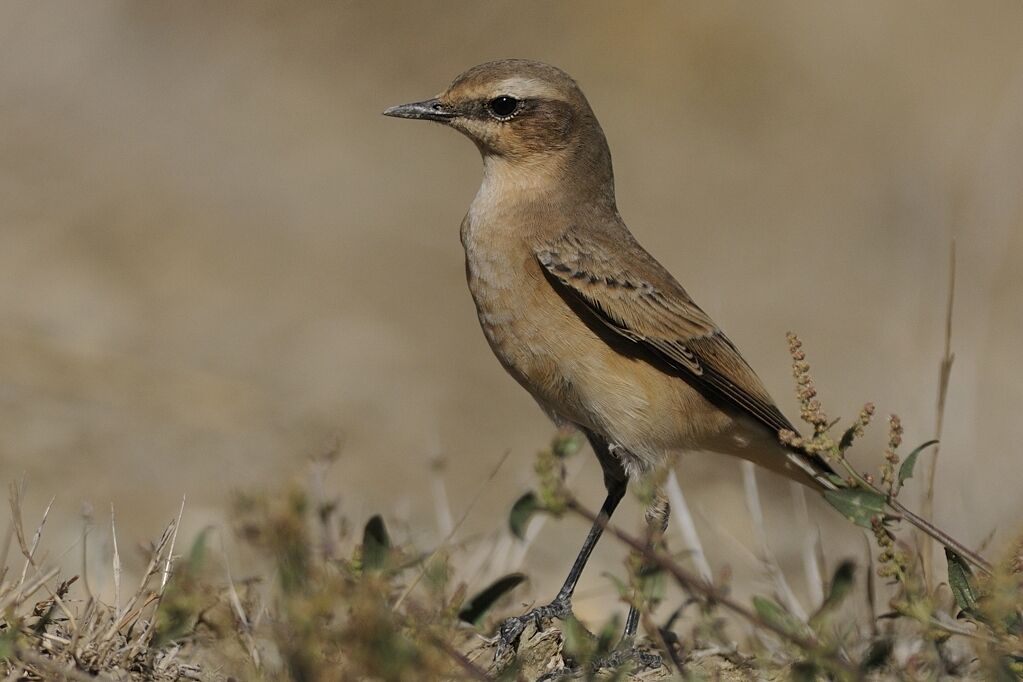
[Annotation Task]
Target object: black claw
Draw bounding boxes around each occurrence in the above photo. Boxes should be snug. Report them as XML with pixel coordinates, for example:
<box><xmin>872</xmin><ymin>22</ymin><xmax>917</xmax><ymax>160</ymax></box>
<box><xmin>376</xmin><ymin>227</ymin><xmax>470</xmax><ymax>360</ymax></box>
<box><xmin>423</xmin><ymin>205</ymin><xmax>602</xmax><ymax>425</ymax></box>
<box><xmin>531</xmin><ymin>610</ymin><xmax>544</xmax><ymax>630</ymax></box>
<box><xmin>592</xmin><ymin>646</ymin><xmax>663</xmax><ymax>674</ymax></box>
<box><xmin>634</xmin><ymin>650</ymin><xmax>663</xmax><ymax>669</ymax></box>
<box><xmin>536</xmin><ymin>646</ymin><xmax>662</xmax><ymax>681</ymax></box>
<box><xmin>493</xmin><ymin>598</ymin><xmax>575</xmax><ymax>660</ymax></box>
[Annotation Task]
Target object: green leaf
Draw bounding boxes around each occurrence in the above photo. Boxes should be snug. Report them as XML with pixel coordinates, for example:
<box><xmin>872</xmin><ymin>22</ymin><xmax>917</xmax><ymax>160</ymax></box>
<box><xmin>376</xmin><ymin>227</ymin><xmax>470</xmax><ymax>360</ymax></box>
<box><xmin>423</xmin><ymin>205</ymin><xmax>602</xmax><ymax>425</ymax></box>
<box><xmin>811</xmin><ymin>560</ymin><xmax>855</xmax><ymax>625</ymax></box>
<box><xmin>0</xmin><ymin>628</ymin><xmax>17</xmax><ymax>660</ymax></box>
<box><xmin>187</xmin><ymin>526</ymin><xmax>212</xmax><ymax>569</ymax></box>
<box><xmin>602</xmin><ymin>571</ymin><xmax>629</xmax><ymax>598</ymax></box>
<box><xmin>457</xmin><ymin>573</ymin><xmax>526</xmax><ymax>625</ymax></box>
<box><xmin>509</xmin><ymin>492</ymin><xmax>543</xmax><ymax>540</ymax></box>
<box><xmin>896</xmin><ymin>440</ymin><xmax>939</xmax><ymax>491</ymax></box>
<box><xmin>826</xmin><ymin>560</ymin><xmax>855</xmax><ymax>605</ymax></box>
<box><xmin>594</xmin><ymin>613</ymin><xmax>621</xmax><ymax>659</ymax></box>
<box><xmin>824</xmin><ymin>488</ymin><xmax>887</xmax><ymax>528</ymax></box>
<box><xmin>753</xmin><ymin>596</ymin><xmax>806</xmax><ymax>638</ymax></box>
<box><xmin>945</xmin><ymin>547</ymin><xmax>979</xmax><ymax>613</ymax></box>
<box><xmin>362</xmin><ymin>514</ymin><xmax>391</xmax><ymax>571</ymax></box>
<box><xmin>637</xmin><ymin>564</ymin><xmax>667</xmax><ymax>606</ymax></box>
<box><xmin>561</xmin><ymin>616</ymin><xmax>594</xmax><ymax>663</ymax></box>
<box><xmin>839</xmin><ymin>423</ymin><xmax>859</xmax><ymax>451</ymax></box>
<box><xmin>551</xmin><ymin>432</ymin><xmax>584</xmax><ymax>459</ymax></box>
<box><xmin>859</xmin><ymin>638</ymin><xmax>893</xmax><ymax>671</ymax></box>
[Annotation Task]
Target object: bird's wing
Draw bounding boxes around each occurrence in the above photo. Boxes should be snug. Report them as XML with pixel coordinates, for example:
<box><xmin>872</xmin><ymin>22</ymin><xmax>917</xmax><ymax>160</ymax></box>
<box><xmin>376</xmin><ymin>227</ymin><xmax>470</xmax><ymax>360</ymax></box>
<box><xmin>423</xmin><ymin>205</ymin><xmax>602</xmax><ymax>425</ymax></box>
<box><xmin>535</xmin><ymin>230</ymin><xmax>798</xmax><ymax>438</ymax></box>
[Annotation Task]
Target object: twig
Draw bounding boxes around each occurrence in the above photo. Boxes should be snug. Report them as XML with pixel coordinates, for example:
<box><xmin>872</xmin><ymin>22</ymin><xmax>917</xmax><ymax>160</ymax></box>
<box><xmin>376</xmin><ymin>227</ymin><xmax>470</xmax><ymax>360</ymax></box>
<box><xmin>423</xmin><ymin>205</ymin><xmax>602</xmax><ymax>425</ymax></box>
<box><xmin>564</xmin><ymin>497</ymin><xmax>860</xmax><ymax>679</ymax></box>
<box><xmin>790</xmin><ymin>483</ymin><xmax>825</xmax><ymax>606</ymax></box>
<box><xmin>15</xmin><ymin>648</ymin><xmax>120</xmax><ymax>682</ymax></box>
<box><xmin>394</xmin><ymin>448</ymin><xmax>512</xmax><ymax>610</ymax></box>
<box><xmin>741</xmin><ymin>462</ymin><xmax>806</xmax><ymax>620</ymax></box>
<box><xmin>110</xmin><ymin>504</ymin><xmax>121</xmax><ymax>612</ymax></box>
<box><xmin>430</xmin><ymin>456</ymin><xmax>456</xmax><ymax>539</ymax></box>
<box><xmin>507</xmin><ymin>443</ymin><xmax>589</xmax><ymax>574</ymax></box>
<box><xmin>887</xmin><ymin>496</ymin><xmax>991</xmax><ymax>574</ymax></box>
<box><xmin>862</xmin><ymin>534</ymin><xmax>877</xmax><ymax>637</ymax></box>
<box><xmin>826</xmin><ymin>431</ymin><xmax>991</xmax><ymax>575</ymax></box>
<box><xmin>664</xmin><ymin>470</ymin><xmax>713</xmax><ymax>583</ymax></box>
<box><xmin>220</xmin><ymin>529</ymin><xmax>262</xmax><ymax>669</ymax></box>
<box><xmin>80</xmin><ymin>505</ymin><xmax>94</xmax><ymax>603</ymax></box>
<box><xmin>921</xmin><ymin>239</ymin><xmax>956</xmax><ymax>587</ymax></box>
<box><xmin>403</xmin><ymin>599</ymin><xmax>494</xmax><ymax>681</ymax></box>
<box><xmin>161</xmin><ymin>495</ymin><xmax>187</xmax><ymax>593</ymax></box>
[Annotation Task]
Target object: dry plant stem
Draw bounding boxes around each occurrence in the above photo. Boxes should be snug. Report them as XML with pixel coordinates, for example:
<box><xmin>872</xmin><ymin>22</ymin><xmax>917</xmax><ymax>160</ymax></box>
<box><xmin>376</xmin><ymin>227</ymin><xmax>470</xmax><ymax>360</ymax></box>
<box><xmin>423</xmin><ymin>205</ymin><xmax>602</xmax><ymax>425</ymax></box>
<box><xmin>403</xmin><ymin>599</ymin><xmax>494</xmax><ymax>681</ymax></box>
<box><xmin>394</xmin><ymin>448</ymin><xmax>513</xmax><ymax>611</ymax></box>
<box><xmin>741</xmin><ymin>462</ymin><xmax>806</xmax><ymax>620</ymax></box>
<box><xmin>563</xmin><ymin>497</ymin><xmax>860</xmax><ymax>679</ymax></box>
<box><xmin>15</xmin><ymin>648</ymin><xmax>120</xmax><ymax>682</ymax></box>
<box><xmin>790</xmin><ymin>483</ymin><xmax>825</xmax><ymax>606</ymax></box>
<box><xmin>921</xmin><ymin>239</ymin><xmax>956</xmax><ymax>587</ymax></box>
<box><xmin>423</xmin><ymin>631</ymin><xmax>494</xmax><ymax>682</ymax></box>
<box><xmin>887</xmin><ymin>497</ymin><xmax>990</xmax><ymax>575</ymax></box>
<box><xmin>664</xmin><ymin>470</ymin><xmax>713</xmax><ymax>583</ymax></box>
<box><xmin>221</xmin><ymin>531</ymin><xmax>262</xmax><ymax>669</ymax></box>
<box><xmin>830</xmin><ymin>444</ymin><xmax>992</xmax><ymax>575</ymax></box>
<box><xmin>110</xmin><ymin>504</ymin><xmax>121</xmax><ymax>612</ymax></box>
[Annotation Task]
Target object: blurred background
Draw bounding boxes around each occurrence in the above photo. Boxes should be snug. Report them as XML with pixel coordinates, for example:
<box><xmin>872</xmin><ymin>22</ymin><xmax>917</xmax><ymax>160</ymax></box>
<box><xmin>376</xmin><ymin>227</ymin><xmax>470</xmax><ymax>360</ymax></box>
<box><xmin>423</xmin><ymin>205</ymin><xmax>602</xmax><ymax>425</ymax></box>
<box><xmin>2</xmin><ymin>1</ymin><xmax>1021</xmax><ymax>625</ymax></box>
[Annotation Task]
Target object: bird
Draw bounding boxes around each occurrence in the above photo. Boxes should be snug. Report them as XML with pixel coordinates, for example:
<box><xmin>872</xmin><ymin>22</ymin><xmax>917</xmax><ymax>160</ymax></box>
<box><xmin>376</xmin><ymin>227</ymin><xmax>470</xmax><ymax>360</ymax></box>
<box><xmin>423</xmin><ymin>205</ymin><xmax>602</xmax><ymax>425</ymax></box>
<box><xmin>383</xmin><ymin>58</ymin><xmax>835</xmax><ymax>653</ymax></box>
<box><xmin>382</xmin><ymin>59</ymin><xmax>971</xmax><ymax>658</ymax></box>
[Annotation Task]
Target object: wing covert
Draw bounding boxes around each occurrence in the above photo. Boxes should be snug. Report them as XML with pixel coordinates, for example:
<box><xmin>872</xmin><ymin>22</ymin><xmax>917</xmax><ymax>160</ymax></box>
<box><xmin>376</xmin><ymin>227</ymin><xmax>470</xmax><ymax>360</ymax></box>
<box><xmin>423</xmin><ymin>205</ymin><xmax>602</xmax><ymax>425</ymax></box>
<box><xmin>536</xmin><ymin>232</ymin><xmax>798</xmax><ymax>437</ymax></box>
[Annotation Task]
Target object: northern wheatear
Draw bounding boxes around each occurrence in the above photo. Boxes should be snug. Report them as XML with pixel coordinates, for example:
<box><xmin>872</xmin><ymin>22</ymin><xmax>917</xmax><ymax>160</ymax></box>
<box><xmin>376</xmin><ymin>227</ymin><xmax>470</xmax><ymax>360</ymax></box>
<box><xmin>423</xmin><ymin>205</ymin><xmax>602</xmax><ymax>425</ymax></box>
<box><xmin>384</xmin><ymin>59</ymin><xmax>851</xmax><ymax>653</ymax></box>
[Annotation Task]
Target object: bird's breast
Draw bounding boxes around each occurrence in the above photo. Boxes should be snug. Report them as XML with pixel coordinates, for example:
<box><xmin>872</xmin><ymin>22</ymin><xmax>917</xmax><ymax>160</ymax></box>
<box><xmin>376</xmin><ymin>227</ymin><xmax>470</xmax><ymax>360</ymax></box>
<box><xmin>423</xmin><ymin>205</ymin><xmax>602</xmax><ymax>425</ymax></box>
<box><xmin>460</xmin><ymin>209</ymin><xmax>568</xmax><ymax>396</ymax></box>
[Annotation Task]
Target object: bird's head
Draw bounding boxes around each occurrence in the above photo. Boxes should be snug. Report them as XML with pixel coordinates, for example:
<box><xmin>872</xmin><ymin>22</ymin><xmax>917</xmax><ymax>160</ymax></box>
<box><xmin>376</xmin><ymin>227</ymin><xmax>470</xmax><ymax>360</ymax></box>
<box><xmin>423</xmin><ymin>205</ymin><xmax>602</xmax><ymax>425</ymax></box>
<box><xmin>384</xmin><ymin>59</ymin><xmax>607</xmax><ymax>168</ymax></box>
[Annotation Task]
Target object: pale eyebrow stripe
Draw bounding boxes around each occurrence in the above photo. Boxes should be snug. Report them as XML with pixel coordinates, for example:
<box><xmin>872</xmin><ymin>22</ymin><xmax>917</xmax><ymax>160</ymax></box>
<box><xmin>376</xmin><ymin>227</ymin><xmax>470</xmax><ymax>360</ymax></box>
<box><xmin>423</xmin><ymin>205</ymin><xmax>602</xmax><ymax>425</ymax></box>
<box><xmin>492</xmin><ymin>77</ymin><xmax>564</xmax><ymax>101</ymax></box>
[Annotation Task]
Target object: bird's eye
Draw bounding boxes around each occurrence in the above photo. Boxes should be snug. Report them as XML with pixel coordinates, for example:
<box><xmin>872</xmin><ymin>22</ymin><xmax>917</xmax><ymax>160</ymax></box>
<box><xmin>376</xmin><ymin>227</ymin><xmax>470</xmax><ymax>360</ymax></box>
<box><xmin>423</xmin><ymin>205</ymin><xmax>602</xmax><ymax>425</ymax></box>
<box><xmin>488</xmin><ymin>95</ymin><xmax>520</xmax><ymax>119</ymax></box>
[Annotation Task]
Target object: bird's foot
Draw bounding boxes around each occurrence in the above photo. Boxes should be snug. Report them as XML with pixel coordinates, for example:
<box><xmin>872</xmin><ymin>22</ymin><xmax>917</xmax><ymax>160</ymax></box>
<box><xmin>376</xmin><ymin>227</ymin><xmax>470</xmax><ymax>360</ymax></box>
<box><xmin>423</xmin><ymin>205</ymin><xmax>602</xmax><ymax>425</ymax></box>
<box><xmin>591</xmin><ymin>643</ymin><xmax>662</xmax><ymax>673</ymax></box>
<box><xmin>536</xmin><ymin>643</ymin><xmax>662</xmax><ymax>681</ymax></box>
<box><xmin>494</xmin><ymin>596</ymin><xmax>573</xmax><ymax>660</ymax></box>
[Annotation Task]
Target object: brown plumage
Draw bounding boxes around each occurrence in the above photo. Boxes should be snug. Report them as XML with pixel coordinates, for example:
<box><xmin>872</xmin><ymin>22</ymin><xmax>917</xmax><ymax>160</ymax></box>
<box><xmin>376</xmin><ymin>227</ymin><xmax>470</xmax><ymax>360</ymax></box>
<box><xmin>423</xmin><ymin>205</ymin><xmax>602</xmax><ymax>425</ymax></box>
<box><xmin>384</xmin><ymin>59</ymin><xmax>835</xmax><ymax>654</ymax></box>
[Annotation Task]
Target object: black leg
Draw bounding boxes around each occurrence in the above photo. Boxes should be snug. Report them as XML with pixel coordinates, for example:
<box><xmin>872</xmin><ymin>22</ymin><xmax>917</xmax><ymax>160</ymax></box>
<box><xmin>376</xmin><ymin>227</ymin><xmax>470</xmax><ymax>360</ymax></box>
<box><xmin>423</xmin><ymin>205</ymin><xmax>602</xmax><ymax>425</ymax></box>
<box><xmin>495</xmin><ymin>430</ymin><xmax>628</xmax><ymax>655</ymax></box>
<box><xmin>586</xmin><ymin>495</ymin><xmax>668</xmax><ymax>675</ymax></box>
<box><xmin>622</xmin><ymin>495</ymin><xmax>670</xmax><ymax>639</ymax></box>
<box><xmin>553</xmin><ymin>477</ymin><xmax>626</xmax><ymax>603</ymax></box>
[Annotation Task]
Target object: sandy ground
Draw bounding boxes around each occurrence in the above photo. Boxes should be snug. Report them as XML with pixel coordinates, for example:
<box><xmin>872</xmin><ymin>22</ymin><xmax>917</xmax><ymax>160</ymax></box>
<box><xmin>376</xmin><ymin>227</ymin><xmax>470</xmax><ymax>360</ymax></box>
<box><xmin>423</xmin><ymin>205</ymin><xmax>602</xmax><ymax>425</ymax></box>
<box><xmin>2</xmin><ymin>2</ymin><xmax>1022</xmax><ymax>623</ymax></box>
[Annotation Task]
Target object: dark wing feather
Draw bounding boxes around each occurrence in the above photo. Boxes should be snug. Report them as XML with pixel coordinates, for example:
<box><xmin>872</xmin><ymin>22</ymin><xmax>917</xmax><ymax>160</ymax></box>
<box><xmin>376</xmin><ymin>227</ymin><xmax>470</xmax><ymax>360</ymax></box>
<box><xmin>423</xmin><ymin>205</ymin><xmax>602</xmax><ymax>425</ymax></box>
<box><xmin>536</xmin><ymin>232</ymin><xmax>798</xmax><ymax>437</ymax></box>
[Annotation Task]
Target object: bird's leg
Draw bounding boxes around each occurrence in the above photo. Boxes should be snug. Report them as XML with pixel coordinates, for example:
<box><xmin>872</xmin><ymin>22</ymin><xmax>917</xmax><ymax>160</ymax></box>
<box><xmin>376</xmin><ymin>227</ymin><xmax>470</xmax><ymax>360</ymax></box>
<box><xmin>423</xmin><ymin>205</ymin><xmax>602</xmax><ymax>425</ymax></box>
<box><xmin>622</xmin><ymin>494</ymin><xmax>670</xmax><ymax>640</ymax></box>
<box><xmin>495</xmin><ymin>478</ymin><xmax>626</xmax><ymax>655</ymax></box>
<box><xmin>534</xmin><ymin>494</ymin><xmax>670</xmax><ymax>676</ymax></box>
<box><xmin>496</xmin><ymin>431</ymin><xmax>629</xmax><ymax>655</ymax></box>
<box><xmin>587</xmin><ymin>495</ymin><xmax>671</xmax><ymax>673</ymax></box>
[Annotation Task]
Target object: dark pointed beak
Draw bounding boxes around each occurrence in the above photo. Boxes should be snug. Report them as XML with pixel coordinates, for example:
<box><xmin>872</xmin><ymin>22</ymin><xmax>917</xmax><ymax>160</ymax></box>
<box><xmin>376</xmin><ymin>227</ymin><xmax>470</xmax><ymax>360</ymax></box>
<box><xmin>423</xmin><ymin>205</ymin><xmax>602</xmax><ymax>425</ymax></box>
<box><xmin>382</xmin><ymin>98</ymin><xmax>457</xmax><ymax>122</ymax></box>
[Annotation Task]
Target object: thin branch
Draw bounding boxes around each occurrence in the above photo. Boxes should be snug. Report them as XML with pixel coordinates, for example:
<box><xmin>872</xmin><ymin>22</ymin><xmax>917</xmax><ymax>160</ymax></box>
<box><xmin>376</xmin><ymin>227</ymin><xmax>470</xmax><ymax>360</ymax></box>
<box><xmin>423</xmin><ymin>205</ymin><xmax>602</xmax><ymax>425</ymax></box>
<box><xmin>887</xmin><ymin>496</ymin><xmax>991</xmax><ymax>574</ymax></box>
<box><xmin>110</xmin><ymin>504</ymin><xmax>121</xmax><ymax>612</ymax></box>
<box><xmin>564</xmin><ymin>497</ymin><xmax>860</xmax><ymax>679</ymax></box>
<box><xmin>827</xmin><ymin>427</ymin><xmax>990</xmax><ymax>575</ymax></box>
<box><xmin>394</xmin><ymin>448</ymin><xmax>513</xmax><ymax>610</ymax></box>
<box><xmin>403</xmin><ymin>599</ymin><xmax>494</xmax><ymax>681</ymax></box>
<box><xmin>921</xmin><ymin>239</ymin><xmax>956</xmax><ymax>587</ymax></box>
<box><xmin>790</xmin><ymin>483</ymin><xmax>825</xmax><ymax>606</ymax></box>
<box><xmin>664</xmin><ymin>470</ymin><xmax>713</xmax><ymax>584</ymax></box>
<box><xmin>741</xmin><ymin>462</ymin><xmax>806</xmax><ymax>620</ymax></box>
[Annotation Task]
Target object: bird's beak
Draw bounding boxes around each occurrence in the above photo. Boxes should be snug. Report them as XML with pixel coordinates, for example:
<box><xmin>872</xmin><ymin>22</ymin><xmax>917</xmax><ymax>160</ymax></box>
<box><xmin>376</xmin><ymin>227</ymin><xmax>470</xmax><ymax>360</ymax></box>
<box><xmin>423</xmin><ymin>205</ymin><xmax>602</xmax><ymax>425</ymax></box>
<box><xmin>382</xmin><ymin>98</ymin><xmax>457</xmax><ymax>123</ymax></box>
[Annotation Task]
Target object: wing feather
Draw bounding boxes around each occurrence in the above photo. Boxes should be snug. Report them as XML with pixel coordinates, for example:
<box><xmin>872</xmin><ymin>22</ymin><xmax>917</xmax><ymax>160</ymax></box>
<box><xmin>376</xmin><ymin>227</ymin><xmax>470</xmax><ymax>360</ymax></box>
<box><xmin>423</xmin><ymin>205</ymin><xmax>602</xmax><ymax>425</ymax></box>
<box><xmin>536</xmin><ymin>232</ymin><xmax>796</xmax><ymax>437</ymax></box>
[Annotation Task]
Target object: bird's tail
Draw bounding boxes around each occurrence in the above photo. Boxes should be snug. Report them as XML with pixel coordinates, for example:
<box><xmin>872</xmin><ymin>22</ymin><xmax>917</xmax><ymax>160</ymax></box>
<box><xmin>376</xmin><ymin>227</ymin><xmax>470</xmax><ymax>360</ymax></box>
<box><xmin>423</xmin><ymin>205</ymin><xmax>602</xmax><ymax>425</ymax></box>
<box><xmin>784</xmin><ymin>447</ymin><xmax>842</xmax><ymax>491</ymax></box>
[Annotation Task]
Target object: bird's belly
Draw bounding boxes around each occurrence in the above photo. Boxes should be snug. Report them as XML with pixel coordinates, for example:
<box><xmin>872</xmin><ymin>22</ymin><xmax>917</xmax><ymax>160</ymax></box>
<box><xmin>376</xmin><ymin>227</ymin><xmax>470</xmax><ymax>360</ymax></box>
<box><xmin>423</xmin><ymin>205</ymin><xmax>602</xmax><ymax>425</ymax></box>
<box><xmin>470</xmin><ymin>269</ymin><xmax>704</xmax><ymax>447</ymax></box>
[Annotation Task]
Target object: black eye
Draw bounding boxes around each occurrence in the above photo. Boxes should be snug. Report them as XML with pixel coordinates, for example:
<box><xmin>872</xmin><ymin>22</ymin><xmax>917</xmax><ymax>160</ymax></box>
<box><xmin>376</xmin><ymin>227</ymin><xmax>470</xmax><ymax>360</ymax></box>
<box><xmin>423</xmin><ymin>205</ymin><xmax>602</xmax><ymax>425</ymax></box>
<box><xmin>488</xmin><ymin>95</ymin><xmax>519</xmax><ymax>119</ymax></box>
